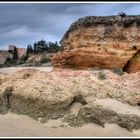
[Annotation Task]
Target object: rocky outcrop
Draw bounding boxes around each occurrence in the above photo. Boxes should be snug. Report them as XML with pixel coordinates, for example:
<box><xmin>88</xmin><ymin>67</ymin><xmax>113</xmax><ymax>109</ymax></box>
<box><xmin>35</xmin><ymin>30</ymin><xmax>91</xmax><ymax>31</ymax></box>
<box><xmin>26</xmin><ymin>53</ymin><xmax>52</xmax><ymax>66</ymax></box>
<box><xmin>52</xmin><ymin>15</ymin><xmax>140</xmax><ymax>73</ymax></box>
<box><xmin>63</xmin><ymin>98</ymin><xmax>140</xmax><ymax>131</ymax></box>
<box><xmin>0</xmin><ymin>68</ymin><xmax>140</xmax><ymax>128</ymax></box>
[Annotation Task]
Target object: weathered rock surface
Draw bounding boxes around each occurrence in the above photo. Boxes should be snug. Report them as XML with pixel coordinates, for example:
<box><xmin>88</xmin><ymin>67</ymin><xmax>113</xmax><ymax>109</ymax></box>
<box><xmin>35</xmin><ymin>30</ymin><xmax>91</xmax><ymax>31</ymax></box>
<box><xmin>0</xmin><ymin>68</ymin><xmax>140</xmax><ymax>131</ymax></box>
<box><xmin>26</xmin><ymin>53</ymin><xmax>52</xmax><ymax>66</ymax></box>
<box><xmin>63</xmin><ymin>98</ymin><xmax>140</xmax><ymax>131</ymax></box>
<box><xmin>52</xmin><ymin>15</ymin><xmax>140</xmax><ymax>73</ymax></box>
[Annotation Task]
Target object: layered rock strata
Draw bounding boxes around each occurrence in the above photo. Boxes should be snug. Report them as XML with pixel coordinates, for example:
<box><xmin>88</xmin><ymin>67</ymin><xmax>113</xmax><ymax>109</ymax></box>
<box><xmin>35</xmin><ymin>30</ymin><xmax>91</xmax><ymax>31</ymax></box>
<box><xmin>52</xmin><ymin>15</ymin><xmax>140</xmax><ymax>73</ymax></box>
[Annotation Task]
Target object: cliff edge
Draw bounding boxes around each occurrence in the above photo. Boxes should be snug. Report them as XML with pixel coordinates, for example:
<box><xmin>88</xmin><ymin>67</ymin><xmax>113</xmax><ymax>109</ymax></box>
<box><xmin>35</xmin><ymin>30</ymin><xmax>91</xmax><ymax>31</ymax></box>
<box><xmin>52</xmin><ymin>15</ymin><xmax>140</xmax><ymax>73</ymax></box>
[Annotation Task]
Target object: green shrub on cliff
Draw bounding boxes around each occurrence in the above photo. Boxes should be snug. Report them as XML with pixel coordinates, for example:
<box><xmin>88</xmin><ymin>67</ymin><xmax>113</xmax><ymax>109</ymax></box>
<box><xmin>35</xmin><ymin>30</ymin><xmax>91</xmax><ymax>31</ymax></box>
<box><xmin>4</xmin><ymin>57</ymin><xmax>13</xmax><ymax>66</ymax></box>
<box><xmin>40</xmin><ymin>56</ymin><xmax>51</xmax><ymax>63</ymax></box>
<box><xmin>113</xmin><ymin>67</ymin><xmax>124</xmax><ymax>76</ymax></box>
<box><xmin>118</xmin><ymin>11</ymin><xmax>126</xmax><ymax>17</ymax></box>
<box><xmin>98</xmin><ymin>71</ymin><xmax>106</xmax><ymax>80</ymax></box>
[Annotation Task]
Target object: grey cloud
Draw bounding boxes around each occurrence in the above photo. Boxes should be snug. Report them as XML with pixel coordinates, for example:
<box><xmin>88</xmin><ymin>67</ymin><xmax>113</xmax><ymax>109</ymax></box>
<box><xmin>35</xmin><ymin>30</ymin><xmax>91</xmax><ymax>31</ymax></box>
<box><xmin>0</xmin><ymin>3</ymin><xmax>140</xmax><ymax>49</ymax></box>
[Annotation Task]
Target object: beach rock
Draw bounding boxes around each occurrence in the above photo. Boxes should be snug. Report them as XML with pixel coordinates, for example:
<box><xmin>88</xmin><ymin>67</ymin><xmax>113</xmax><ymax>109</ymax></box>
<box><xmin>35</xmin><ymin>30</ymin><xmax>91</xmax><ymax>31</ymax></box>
<box><xmin>0</xmin><ymin>68</ymin><xmax>140</xmax><ymax>131</ymax></box>
<box><xmin>63</xmin><ymin>99</ymin><xmax>140</xmax><ymax>131</ymax></box>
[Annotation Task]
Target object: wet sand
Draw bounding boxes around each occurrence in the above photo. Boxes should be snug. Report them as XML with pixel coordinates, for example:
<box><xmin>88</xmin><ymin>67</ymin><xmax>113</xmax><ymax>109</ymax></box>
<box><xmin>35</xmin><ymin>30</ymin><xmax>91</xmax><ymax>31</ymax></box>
<box><xmin>0</xmin><ymin>113</ymin><xmax>140</xmax><ymax>137</ymax></box>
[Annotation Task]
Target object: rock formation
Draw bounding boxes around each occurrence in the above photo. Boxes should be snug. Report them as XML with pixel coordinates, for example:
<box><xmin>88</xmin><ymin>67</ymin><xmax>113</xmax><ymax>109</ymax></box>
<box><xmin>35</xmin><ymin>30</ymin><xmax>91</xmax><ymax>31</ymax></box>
<box><xmin>52</xmin><ymin>15</ymin><xmax>140</xmax><ymax>73</ymax></box>
<box><xmin>0</xmin><ymin>68</ymin><xmax>140</xmax><ymax>130</ymax></box>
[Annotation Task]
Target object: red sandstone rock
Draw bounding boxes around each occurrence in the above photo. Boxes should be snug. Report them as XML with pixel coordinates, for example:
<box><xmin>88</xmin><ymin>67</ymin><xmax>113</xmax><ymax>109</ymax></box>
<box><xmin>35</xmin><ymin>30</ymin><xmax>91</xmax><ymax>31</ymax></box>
<box><xmin>52</xmin><ymin>15</ymin><xmax>140</xmax><ymax>73</ymax></box>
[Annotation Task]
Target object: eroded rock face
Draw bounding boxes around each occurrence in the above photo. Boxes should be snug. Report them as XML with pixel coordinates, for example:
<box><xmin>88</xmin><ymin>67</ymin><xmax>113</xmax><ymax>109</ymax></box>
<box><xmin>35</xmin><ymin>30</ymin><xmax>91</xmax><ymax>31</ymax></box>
<box><xmin>63</xmin><ymin>103</ymin><xmax>140</xmax><ymax>131</ymax></box>
<box><xmin>0</xmin><ymin>68</ymin><xmax>140</xmax><ymax>122</ymax></box>
<box><xmin>52</xmin><ymin>15</ymin><xmax>140</xmax><ymax>73</ymax></box>
<box><xmin>0</xmin><ymin>68</ymin><xmax>140</xmax><ymax>130</ymax></box>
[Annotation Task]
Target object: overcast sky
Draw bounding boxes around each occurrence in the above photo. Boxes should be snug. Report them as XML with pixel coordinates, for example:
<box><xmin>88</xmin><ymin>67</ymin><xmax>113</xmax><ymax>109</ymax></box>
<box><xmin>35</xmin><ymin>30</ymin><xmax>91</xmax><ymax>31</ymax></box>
<box><xmin>0</xmin><ymin>2</ymin><xmax>140</xmax><ymax>50</ymax></box>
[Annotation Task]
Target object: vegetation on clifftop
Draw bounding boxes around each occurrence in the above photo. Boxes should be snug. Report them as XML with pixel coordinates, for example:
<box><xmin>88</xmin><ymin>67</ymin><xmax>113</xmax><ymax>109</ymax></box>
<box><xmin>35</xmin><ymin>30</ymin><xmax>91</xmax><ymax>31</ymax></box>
<box><xmin>4</xmin><ymin>40</ymin><xmax>61</xmax><ymax>67</ymax></box>
<box><xmin>61</xmin><ymin>13</ymin><xmax>140</xmax><ymax>43</ymax></box>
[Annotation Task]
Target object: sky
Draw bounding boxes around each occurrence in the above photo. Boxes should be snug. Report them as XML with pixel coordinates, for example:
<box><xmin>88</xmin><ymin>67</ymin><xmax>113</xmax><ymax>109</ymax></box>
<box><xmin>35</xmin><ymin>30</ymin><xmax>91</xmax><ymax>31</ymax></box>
<box><xmin>0</xmin><ymin>2</ymin><xmax>140</xmax><ymax>50</ymax></box>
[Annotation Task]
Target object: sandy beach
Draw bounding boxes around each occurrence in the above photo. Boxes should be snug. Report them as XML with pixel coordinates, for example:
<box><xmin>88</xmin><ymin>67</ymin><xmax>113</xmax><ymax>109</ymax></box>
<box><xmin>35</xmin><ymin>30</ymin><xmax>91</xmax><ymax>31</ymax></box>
<box><xmin>0</xmin><ymin>113</ymin><xmax>140</xmax><ymax>137</ymax></box>
<box><xmin>0</xmin><ymin>66</ymin><xmax>53</xmax><ymax>74</ymax></box>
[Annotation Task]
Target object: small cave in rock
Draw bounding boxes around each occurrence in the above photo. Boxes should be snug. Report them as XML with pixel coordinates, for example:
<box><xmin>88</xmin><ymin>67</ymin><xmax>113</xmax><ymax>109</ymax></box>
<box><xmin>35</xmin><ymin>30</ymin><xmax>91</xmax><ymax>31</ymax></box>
<box><xmin>70</xmin><ymin>95</ymin><xmax>88</xmax><ymax>106</ymax></box>
<box><xmin>137</xmin><ymin>102</ymin><xmax>140</xmax><ymax>106</ymax></box>
<box><xmin>123</xmin><ymin>60</ymin><xmax>131</xmax><ymax>72</ymax></box>
<box><xmin>22</xmin><ymin>73</ymin><xmax>31</xmax><ymax>79</ymax></box>
<box><xmin>123</xmin><ymin>50</ymin><xmax>140</xmax><ymax>73</ymax></box>
<box><xmin>132</xmin><ymin>45</ymin><xmax>137</xmax><ymax>50</ymax></box>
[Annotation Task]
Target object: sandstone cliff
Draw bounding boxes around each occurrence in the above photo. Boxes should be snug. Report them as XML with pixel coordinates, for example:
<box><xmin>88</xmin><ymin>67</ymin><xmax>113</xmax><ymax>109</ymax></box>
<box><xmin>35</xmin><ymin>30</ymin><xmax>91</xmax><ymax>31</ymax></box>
<box><xmin>52</xmin><ymin>15</ymin><xmax>140</xmax><ymax>73</ymax></box>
